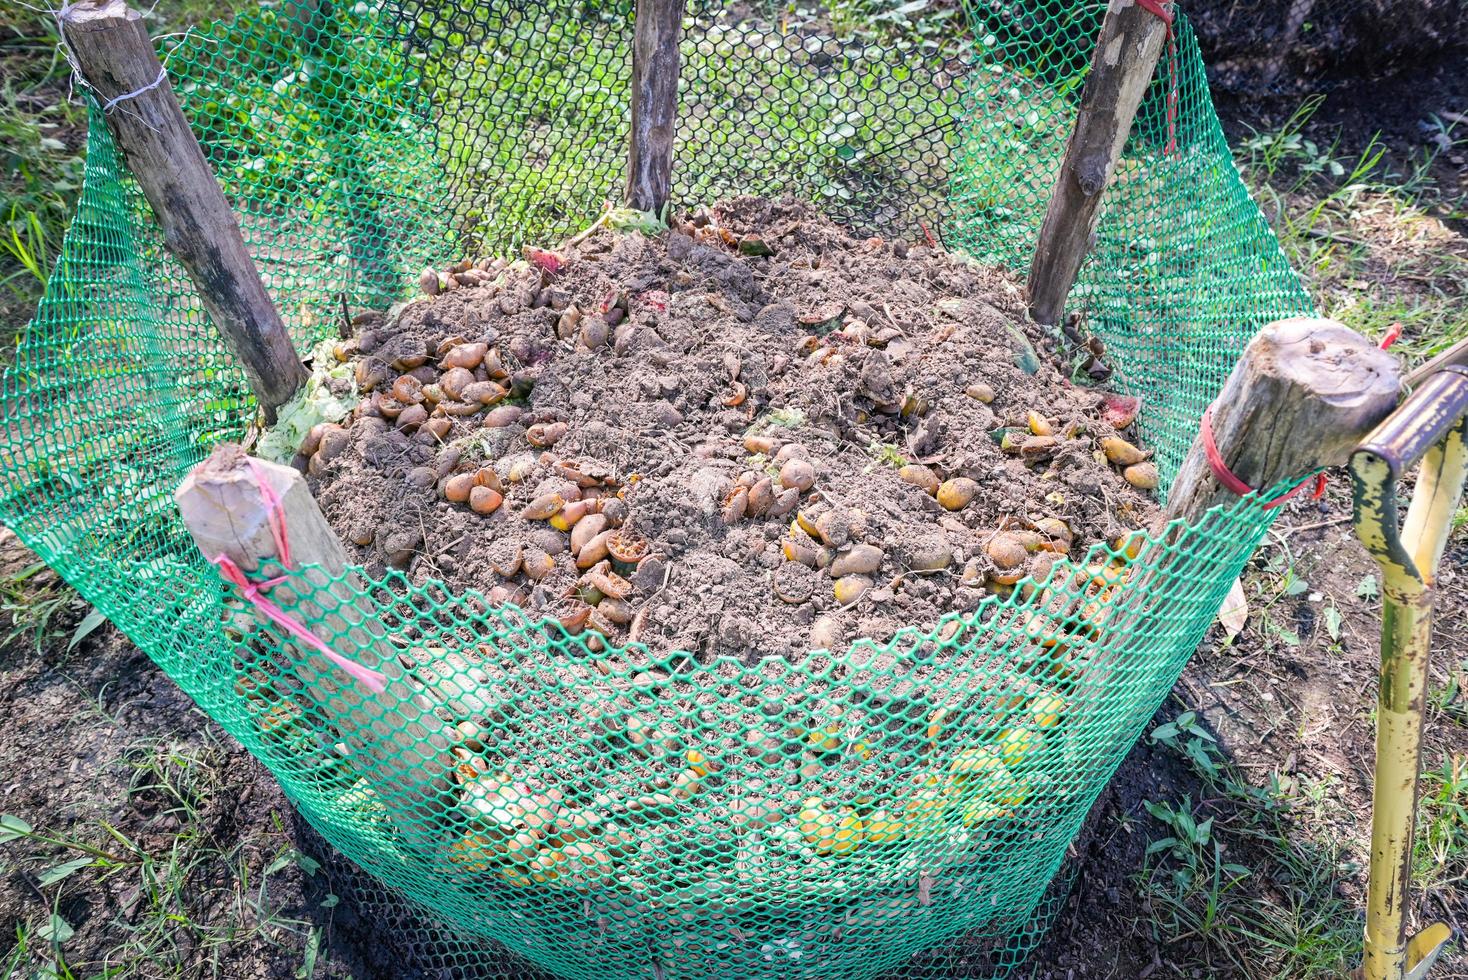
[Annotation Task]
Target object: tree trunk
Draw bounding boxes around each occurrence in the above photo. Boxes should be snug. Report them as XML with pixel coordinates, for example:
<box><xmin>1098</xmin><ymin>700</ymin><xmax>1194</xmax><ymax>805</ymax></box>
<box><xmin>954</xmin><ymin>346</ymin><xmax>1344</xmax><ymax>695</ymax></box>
<box><xmin>625</xmin><ymin>0</ymin><xmax>687</xmax><ymax>215</ymax></box>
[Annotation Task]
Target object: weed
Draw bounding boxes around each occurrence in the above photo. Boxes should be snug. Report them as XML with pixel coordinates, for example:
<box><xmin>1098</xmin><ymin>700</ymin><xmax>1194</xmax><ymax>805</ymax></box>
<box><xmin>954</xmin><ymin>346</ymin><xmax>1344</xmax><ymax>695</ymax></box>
<box><xmin>1</xmin><ymin>734</ymin><xmax>314</xmax><ymax>979</ymax></box>
<box><xmin>0</xmin><ymin>559</ymin><xmax>83</xmax><ymax>654</ymax></box>
<box><xmin>1415</xmin><ymin>754</ymin><xmax>1468</xmax><ymax>895</ymax></box>
<box><xmin>1238</xmin><ymin>95</ymin><xmax>1467</xmax><ymax>370</ymax></box>
<box><xmin>867</xmin><ymin>440</ymin><xmax>908</xmax><ymax>467</ymax></box>
<box><xmin>1135</xmin><ymin>709</ymin><xmax>1360</xmax><ymax>977</ymax></box>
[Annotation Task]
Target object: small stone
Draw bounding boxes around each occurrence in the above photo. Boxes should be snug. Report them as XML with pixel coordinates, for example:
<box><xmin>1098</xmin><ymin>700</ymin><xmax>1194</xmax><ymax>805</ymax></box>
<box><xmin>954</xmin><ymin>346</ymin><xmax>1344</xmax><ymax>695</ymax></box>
<box><xmin>632</xmin><ymin>556</ymin><xmax>667</xmax><ymax>591</ymax></box>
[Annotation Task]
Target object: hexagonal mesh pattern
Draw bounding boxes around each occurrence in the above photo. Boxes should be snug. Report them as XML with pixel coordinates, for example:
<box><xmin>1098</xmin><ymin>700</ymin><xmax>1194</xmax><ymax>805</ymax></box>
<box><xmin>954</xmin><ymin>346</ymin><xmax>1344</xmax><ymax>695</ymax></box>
<box><xmin>1</xmin><ymin>0</ymin><xmax>1314</xmax><ymax>976</ymax></box>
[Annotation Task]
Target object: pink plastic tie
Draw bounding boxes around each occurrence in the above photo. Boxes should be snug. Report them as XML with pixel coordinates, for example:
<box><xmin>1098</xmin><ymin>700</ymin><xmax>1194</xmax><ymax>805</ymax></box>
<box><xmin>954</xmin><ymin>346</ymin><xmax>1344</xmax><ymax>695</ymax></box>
<box><xmin>213</xmin><ymin>460</ymin><xmax>387</xmax><ymax>695</ymax></box>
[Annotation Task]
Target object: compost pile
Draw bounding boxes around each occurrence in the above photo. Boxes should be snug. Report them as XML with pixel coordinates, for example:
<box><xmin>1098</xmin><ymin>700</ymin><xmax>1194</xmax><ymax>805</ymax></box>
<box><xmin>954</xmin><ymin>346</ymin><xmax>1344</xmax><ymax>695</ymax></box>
<box><xmin>303</xmin><ymin>198</ymin><xmax>1159</xmax><ymax>665</ymax></box>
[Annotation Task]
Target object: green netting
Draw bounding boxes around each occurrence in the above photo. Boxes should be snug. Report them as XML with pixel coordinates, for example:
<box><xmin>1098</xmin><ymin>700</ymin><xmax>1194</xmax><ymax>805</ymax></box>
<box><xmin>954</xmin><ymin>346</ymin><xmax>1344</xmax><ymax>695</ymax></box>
<box><xmin>1</xmin><ymin>0</ymin><xmax>1318</xmax><ymax>976</ymax></box>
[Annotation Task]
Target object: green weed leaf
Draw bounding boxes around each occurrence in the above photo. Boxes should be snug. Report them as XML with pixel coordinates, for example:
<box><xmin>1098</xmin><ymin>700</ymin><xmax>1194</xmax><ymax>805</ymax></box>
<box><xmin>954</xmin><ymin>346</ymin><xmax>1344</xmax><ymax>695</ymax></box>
<box><xmin>67</xmin><ymin>609</ymin><xmax>107</xmax><ymax>651</ymax></box>
<box><xmin>37</xmin><ymin>857</ymin><xmax>94</xmax><ymax>887</ymax></box>
<box><xmin>0</xmin><ymin>814</ymin><xmax>34</xmax><ymax>842</ymax></box>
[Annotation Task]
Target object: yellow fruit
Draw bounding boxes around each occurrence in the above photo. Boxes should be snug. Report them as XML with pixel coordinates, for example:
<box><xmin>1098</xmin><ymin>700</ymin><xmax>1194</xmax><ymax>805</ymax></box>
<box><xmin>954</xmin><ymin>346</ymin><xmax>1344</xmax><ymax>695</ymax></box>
<box><xmin>828</xmin><ymin>809</ymin><xmax>865</xmax><ymax>856</ymax></box>
<box><xmin>528</xmin><ymin>848</ymin><xmax>566</xmax><ymax>884</ymax></box>
<box><xmin>926</xmin><ymin>707</ymin><xmax>949</xmax><ymax>748</ymax></box>
<box><xmin>902</xmin><ymin>785</ymin><xmax>953</xmax><ymax>838</ymax></box>
<box><xmin>1099</xmin><ymin>436</ymin><xmax>1147</xmax><ymax>466</ymax></box>
<box><xmin>1027</xmin><ymin>410</ymin><xmax>1055</xmax><ymax>437</ymax></box>
<box><xmin>936</xmin><ymin>478</ymin><xmax>979</xmax><ymax>511</ymax></box>
<box><xmin>898</xmin><ymin>464</ymin><xmax>940</xmax><ymax>496</ymax></box>
<box><xmin>687</xmin><ymin>749</ymin><xmax>713</xmax><ymax>777</ymax></box>
<box><xmin>949</xmin><ymin>746</ymin><xmax>1007</xmax><ymax>782</ymax></box>
<box><xmin>1124</xmin><ymin>461</ymin><xmax>1159</xmax><ymax>490</ymax></box>
<box><xmin>447</xmin><ymin>833</ymin><xmax>496</xmax><ymax>873</ymax></box>
<box><xmin>996</xmin><ymin>726</ymin><xmax>1043</xmax><ymax>767</ymax></box>
<box><xmin>995</xmin><ymin>776</ymin><xmax>1030</xmax><ymax>807</ymax></box>
<box><xmin>1112</xmin><ymin>530</ymin><xmax>1147</xmax><ymax>561</ymax></box>
<box><xmin>498</xmin><ymin>867</ymin><xmax>533</xmax><ymax>887</ymax></box>
<box><xmin>1030</xmin><ymin>693</ymin><xmax>1068</xmax><ymax>729</ymax></box>
<box><xmin>962</xmin><ymin>800</ymin><xmax>1010</xmax><ymax>827</ymax></box>
<box><xmin>864</xmin><ymin>808</ymin><xmax>904</xmax><ymax>843</ymax></box>
<box><xmin>799</xmin><ymin>797</ymin><xmax>838</xmax><ymax>849</ymax></box>
<box><xmin>833</xmin><ymin>575</ymin><xmax>873</xmax><ymax>604</ymax></box>
<box><xmin>808</xmin><ymin>722</ymin><xmax>843</xmax><ymax>752</ymax></box>
<box><xmin>985</xmin><ymin>533</ymin><xmax>1028</xmax><ymax>570</ymax></box>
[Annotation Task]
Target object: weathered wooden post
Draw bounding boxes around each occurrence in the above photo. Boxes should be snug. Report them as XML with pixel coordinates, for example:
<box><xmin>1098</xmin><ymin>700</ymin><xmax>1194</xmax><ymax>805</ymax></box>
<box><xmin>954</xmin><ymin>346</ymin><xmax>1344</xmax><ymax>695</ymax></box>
<box><xmin>1164</xmin><ymin>318</ymin><xmax>1402</xmax><ymax>523</ymax></box>
<box><xmin>61</xmin><ymin>0</ymin><xmax>306</xmax><ymax>422</ymax></box>
<box><xmin>177</xmin><ymin>445</ymin><xmax>455</xmax><ymax>825</ymax></box>
<box><xmin>1027</xmin><ymin>0</ymin><xmax>1173</xmax><ymax>327</ymax></box>
<box><xmin>625</xmin><ymin>0</ymin><xmax>687</xmax><ymax>215</ymax></box>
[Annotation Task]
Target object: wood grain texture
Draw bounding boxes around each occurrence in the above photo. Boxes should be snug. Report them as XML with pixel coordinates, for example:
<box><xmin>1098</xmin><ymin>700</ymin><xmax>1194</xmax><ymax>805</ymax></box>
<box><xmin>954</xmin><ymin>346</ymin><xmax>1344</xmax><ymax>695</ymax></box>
<box><xmin>177</xmin><ymin>445</ymin><xmax>453</xmax><ymax>822</ymax></box>
<box><xmin>1027</xmin><ymin>0</ymin><xmax>1170</xmax><ymax>326</ymax></box>
<box><xmin>1164</xmin><ymin>317</ymin><xmax>1402</xmax><ymax>523</ymax></box>
<box><xmin>62</xmin><ymin>0</ymin><xmax>306</xmax><ymax>422</ymax></box>
<box><xmin>625</xmin><ymin>0</ymin><xmax>687</xmax><ymax>214</ymax></box>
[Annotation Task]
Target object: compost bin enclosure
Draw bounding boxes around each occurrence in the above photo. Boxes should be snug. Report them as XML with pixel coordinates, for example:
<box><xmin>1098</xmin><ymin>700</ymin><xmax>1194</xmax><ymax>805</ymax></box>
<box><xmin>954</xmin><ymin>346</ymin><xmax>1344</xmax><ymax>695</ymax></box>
<box><xmin>1</xmin><ymin>0</ymin><xmax>1316</xmax><ymax>976</ymax></box>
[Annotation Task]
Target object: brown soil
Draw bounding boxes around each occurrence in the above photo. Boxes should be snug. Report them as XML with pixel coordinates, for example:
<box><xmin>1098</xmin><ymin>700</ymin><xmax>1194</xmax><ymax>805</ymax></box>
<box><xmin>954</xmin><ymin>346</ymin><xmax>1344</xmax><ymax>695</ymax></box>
<box><xmin>306</xmin><ymin>197</ymin><xmax>1158</xmax><ymax>667</ymax></box>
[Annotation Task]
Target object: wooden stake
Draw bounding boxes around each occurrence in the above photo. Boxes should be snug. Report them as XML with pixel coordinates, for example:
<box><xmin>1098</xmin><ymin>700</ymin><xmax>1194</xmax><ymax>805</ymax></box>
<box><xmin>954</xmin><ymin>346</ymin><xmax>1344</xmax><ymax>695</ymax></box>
<box><xmin>1027</xmin><ymin>0</ymin><xmax>1171</xmax><ymax>327</ymax></box>
<box><xmin>176</xmin><ymin>445</ymin><xmax>453</xmax><ymax>823</ymax></box>
<box><xmin>62</xmin><ymin>0</ymin><xmax>306</xmax><ymax>423</ymax></box>
<box><xmin>1163</xmin><ymin>317</ymin><xmax>1401</xmax><ymax>523</ymax></box>
<box><xmin>625</xmin><ymin>0</ymin><xmax>687</xmax><ymax>215</ymax></box>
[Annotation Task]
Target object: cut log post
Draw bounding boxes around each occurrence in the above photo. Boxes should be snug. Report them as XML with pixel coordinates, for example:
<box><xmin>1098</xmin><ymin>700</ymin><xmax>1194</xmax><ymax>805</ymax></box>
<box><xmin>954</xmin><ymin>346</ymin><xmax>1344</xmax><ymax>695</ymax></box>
<box><xmin>61</xmin><ymin>0</ymin><xmax>306</xmax><ymax>423</ymax></box>
<box><xmin>176</xmin><ymin>445</ymin><xmax>453</xmax><ymax>827</ymax></box>
<box><xmin>625</xmin><ymin>0</ymin><xmax>687</xmax><ymax>215</ymax></box>
<box><xmin>1163</xmin><ymin>317</ymin><xmax>1402</xmax><ymax>523</ymax></box>
<box><xmin>1027</xmin><ymin>0</ymin><xmax>1172</xmax><ymax>327</ymax></box>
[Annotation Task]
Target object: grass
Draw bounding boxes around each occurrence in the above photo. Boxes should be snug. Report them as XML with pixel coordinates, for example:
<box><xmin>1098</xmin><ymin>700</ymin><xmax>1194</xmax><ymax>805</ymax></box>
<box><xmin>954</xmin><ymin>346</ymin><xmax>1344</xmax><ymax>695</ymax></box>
<box><xmin>1237</xmin><ymin>95</ymin><xmax>1468</xmax><ymax>368</ymax></box>
<box><xmin>0</xmin><ymin>5</ymin><xmax>85</xmax><ymax>358</ymax></box>
<box><xmin>1</xmin><ymin>733</ymin><xmax>317</xmax><ymax>980</ymax></box>
<box><xmin>1135</xmin><ymin>709</ymin><xmax>1362</xmax><ymax>978</ymax></box>
<box><xmin>0</xmin><ymin>557</ymin><xmax>83</xmax><ymax>654</ymax></box>
<box><xmin>0</xmin><ymin>0</ymin><xmax>242</xmax><ymax>364</ymax></box>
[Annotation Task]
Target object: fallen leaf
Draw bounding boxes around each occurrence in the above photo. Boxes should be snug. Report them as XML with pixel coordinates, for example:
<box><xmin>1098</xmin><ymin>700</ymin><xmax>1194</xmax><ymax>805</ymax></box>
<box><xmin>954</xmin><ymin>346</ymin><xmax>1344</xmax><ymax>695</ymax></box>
<box><xmin>1217</xmin><ymin>577</ymin><xmax>1248</xmax><ymax>641</ymax></box>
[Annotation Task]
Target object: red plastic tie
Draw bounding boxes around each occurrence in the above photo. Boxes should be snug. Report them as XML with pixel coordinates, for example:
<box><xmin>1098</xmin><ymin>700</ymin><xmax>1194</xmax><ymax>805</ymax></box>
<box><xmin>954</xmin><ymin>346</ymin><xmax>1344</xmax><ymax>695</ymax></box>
<box><xmin>1200</xmin><ymin>404</ymin><xmax>1316</xmax><ymax>511</ymax></box>
<box><xmin>1135</xmin><ymin>0</ymin><xmax>1179</xmax><ymax>157</ymax></box>
<box><xmin>212</xmin><ymin>460</ymin><xmax>387</xmax><ymax>695</ymax></box>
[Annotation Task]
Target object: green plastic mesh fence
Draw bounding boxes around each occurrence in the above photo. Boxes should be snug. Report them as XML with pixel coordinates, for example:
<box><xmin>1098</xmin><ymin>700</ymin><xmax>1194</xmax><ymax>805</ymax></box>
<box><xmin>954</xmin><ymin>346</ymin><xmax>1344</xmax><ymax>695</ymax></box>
<box><xmin>1</xmin><ymin>0</ymin><xmax>1317</xmax><ymax>976</ymax></box>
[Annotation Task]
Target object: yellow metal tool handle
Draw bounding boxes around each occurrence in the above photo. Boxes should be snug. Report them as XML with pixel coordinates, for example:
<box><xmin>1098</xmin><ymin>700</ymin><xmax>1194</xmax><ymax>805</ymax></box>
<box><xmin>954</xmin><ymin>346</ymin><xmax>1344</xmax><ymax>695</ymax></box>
<box><xmin>1351</xmin><ymin>364</ymin><xmax>1468</xmax><ymax>980</ymax></box>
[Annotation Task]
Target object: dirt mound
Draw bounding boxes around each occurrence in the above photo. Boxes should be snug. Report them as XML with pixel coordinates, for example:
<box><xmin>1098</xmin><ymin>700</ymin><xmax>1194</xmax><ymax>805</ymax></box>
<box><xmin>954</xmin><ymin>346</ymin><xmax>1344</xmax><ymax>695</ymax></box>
<box><xmin>302</xmin><ymin>197</ymin><xmax>1158</xmax><ymax>664</ymax></box>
